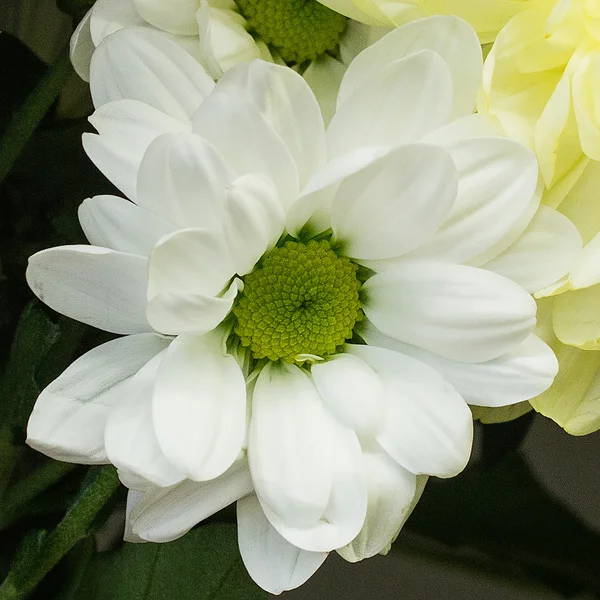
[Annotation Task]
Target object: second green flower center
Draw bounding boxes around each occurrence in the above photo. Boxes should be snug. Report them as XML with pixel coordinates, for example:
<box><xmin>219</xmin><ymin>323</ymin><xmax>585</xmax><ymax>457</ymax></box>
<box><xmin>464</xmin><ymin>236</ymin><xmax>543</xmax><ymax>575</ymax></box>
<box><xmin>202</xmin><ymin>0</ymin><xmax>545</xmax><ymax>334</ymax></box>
<box><xmin>235</xmin><ymin>0</ymin><xmax>347</xmax><ymax>63</ymax></box>
<box><xmin>233</xmin><ymin>240</ymin><xmax>361</xmax><ymax>363</ymax></box>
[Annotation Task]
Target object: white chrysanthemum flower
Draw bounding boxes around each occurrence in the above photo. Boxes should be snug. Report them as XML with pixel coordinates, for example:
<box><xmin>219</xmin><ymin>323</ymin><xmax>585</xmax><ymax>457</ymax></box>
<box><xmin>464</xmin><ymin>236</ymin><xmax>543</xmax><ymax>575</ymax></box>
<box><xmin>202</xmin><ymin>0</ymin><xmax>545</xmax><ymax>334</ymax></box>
<box><xmin>26</xmin><ymin>16</ymin><xmax>577</xmax><ymax>595</ymax></box>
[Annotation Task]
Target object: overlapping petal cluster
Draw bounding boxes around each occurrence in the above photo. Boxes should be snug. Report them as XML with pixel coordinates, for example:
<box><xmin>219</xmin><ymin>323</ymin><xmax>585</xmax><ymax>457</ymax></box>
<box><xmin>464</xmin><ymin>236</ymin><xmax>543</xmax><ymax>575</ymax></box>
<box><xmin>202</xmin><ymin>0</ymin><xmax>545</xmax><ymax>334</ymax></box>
<box><xmin>26</xmin><ymin>16</ymin><xmax>575</xmax><ymax>594</ymax></box>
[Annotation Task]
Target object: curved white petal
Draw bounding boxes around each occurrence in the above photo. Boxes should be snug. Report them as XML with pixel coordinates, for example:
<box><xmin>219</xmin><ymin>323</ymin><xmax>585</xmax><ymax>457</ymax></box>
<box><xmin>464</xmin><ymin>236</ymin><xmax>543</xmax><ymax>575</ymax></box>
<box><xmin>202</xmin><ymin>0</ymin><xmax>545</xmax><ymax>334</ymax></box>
<box><xmin>27</xmin><ymin>246</ymin><xmax>150</xmax><ymax>335</ymax></box>
<box><xmin>237</xmin><ymin>494</ymin><xmax>328</xmax><ymax>595</ymax></box>
<box><xmin>27</xmin><ymin>333</ymin><xmax>169</xmax><ymax>463</ymax></box>
<box><xmin>347</xmin><ymin>344</ymin><xmax>473</xmax><ymax>478</ymax></box>
<box><xmin>302</xmin><ymin>55</ymin><xmax>346</xmax><ymax>127</ymax></box>
<box><xmin>327</xmin><ymin>50</ymin><xmax>453</xmax><ymax>157</ymax></box>
<box><xmin>337</xmin><ymin>442</ymin><xmax>417</xmax><ymax>562</ymax></box>
<box><xmin>146</xmin><ymin>278</ymin><xmax>241</xmax><ymax>336</ymax></box>
<box><xmin>133</xmin><ymin>0</ymin><xmax>200</xmax><ymax>35</ymax></box>
<box><xmin>339</xmin><ymin>15</ymin><xmax>482</xmax><ymax>119</ymax></box>
<box><xmin>248</xmin><ymin>362</ymin><xmax>333</xmax><ymax>528</ymax></box>
<box><xmin>311</xmin><ymin>354</ymin><xmax>386</xmax><ymax>437</ymax></box>
<box><xmin>89</xmin><ymin>0</ymin><xmax>147</xmax><ymax>46</ymax></box>
<box><xmin>152</xmin><ymin>332</ymin><xmax>246</xmax><ymax>481</ymax></box>
<box><xmin>136</xmin><ymin>132</ymin><xmax>235</xmax><ymax>229</ymax></box>
<box><xmin>192</xmin><ymin>91</ymin><xmax>299</xmax><ymax>208</ymax></box>
<box><xmin>258</xmin><ymin>421</ymin><xmax>367</xmax><ymax>553</ymax></box>
<box><xmin>331</xmin><ymin>144</ymin><xmax>457</xmax><ymax>260</ymax></box>
<box><xmin>359</xmin><ymin>321</ymin><xmax>558</xmax><ymax>407</ymax></box>
<box><xmin>131</xmin><ymin>462</ymin><xmax>253</xmax><ymax>542</ymax></box>
<box><xmin>78</xmin><ymin>195</ymin><xmax>176</xmax><ymax>256</ymax></box>
<box><xmin>105</xmin><ymin>353</ymin><xmax>184</xmax><ymax>487</ymax></box>
<box><xmin>124</xmin><ymin>489</ymin><xmax>145</xmax><ymax>543</ymax></box>
<box><xmin>406</xmin><ymin>137</ymin><xmax>539</xmax><ymax>265</ymax></box>
<box><xmin>90</xmin><ymin>28</ymin><xmax>214</xmax><ymax>119</ymax></box>
<box><xmin>363</xmin><ymin>261</ymin><xmax>537</xmax><ymax>363</ymax></box>
<box><xmin>223</xmin><ymin>174</ymin><xmax>285</xmax><ymax>275</ymax></box>
<box><xmin>70</xmin><ymin>8</ymin><xmax>94</xmax><ymax>82</ymax></box>
<box><xmin>84</xmin><ymin>99</ymin><xmax>190</xmax><ymax>201</ymax></box>
<box><xmin>570</xmin><ymin>231</ymin><xmax>600</xmax><ymax>290</ymax></box>
<box><xmin>215</xmin><ymin>60</ymin><xmax>327</xmax><ymax>188</ymax></box>
<box><xmin>483</xmin><ymin>205</ymin><xmax>582</xmax><ymax>294</ymax></box>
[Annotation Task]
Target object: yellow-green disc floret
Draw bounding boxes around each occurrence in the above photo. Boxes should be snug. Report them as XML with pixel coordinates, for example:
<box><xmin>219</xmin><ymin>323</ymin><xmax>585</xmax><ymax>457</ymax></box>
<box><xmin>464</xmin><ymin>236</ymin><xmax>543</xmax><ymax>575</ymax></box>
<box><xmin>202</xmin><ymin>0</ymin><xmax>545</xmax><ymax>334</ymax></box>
<box><xmin>235</xmin><ymin>0</ymin><xmax>347</xmax><ymax>63</ymax></box>
<box><xmin>233</xmin><ymin>240</ymin><xmax>361</xmax><ymax>363</ymax></box>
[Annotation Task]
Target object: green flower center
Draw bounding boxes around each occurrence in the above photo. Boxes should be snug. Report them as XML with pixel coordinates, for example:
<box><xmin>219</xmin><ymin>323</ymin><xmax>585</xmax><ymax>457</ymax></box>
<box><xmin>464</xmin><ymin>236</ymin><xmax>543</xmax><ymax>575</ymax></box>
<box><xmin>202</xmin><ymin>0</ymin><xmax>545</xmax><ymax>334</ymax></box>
<box><xmin>235</xmin><ymin>0</ymin><xmax>347</xmax><ymax>63</ymax></box>
<box><xmin>233</xmin><ymin>240</ymin><xmax>361</xmax><ymax>363</ymax></box>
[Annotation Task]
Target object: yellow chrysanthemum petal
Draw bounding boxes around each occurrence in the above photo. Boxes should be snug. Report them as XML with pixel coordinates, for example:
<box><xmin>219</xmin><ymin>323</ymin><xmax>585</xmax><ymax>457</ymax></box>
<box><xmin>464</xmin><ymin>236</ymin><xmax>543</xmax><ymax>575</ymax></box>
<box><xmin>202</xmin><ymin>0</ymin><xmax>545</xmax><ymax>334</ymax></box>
<box><xmin>471</xmin><ymin>402</ymin><xmax>533</xmax><ymax>424</ymax></box>
<box><xmin>553</xmin><ymin>284</ymin><xmax>600</xmax><ymax>348</ymax></box>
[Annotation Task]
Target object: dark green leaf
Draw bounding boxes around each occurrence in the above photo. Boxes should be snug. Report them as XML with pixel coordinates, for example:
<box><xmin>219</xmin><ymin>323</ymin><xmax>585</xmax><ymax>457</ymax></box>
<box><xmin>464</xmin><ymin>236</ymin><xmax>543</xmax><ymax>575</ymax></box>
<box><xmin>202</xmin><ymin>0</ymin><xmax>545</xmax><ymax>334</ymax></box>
<box><xmin>74</xmin><ymin>524</ymin><xmax>267</xmax><ymax>600</ymax></box>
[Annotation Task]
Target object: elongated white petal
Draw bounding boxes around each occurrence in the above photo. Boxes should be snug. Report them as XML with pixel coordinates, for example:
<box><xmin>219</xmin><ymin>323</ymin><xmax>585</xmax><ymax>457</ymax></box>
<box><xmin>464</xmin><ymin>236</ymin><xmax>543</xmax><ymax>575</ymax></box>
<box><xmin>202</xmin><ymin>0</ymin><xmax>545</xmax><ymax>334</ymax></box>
<box><xmin>124</xmin><ymin>490</ymin><xmax>145</xmax><ymax>543</ymax></box>
<box><xmin>27</xmin><ymin>246</ymin><xmax>150</xmax><ymax>335</ymax></box>
<box><xmin>237</xmin><ymin>494</ymin><xmax>328</xmax><ymax>595</ymax></box>
<box><xmin>347</xmin><ymin>344</ymin><xmax>472</xmax><ymax>478</ymax></box>
<box><xmin>84</xmin><ymin>99</ymin><xmax>189</xmax><ymax>201</ymax></box>
<box><xmin>192</xmin><ymin>91</ymin><xmax>299</xmax><ymax>207</ymax></box>
<box><xmin>483</xmin><ymin>205</ymin><xmax>582</xmax><ymax>293</ymax></box>
<box><xmin>339</xmin><ymin>16</ymin><xmax>482</xmax><ymax>119</ymax></box>
<box><xmin>131</xmin><ymin>462</ymin><xmax>254</xmax><ymax>542</ymax></box>
<box><xmin>215</xmin><ymin>60</ymin><xmax>327</xmax><ymax>188</ymax></box>
<box><xmin>153</xmin><ymin>333</ymin><xmax>246</xmax><ymax>481</ymax></box>
<box><xmin>302</xmin><ymin>55</ymin><xmax>346</xmax><ymax>127</ymax></box>
<box><xmin>136</xmin><ymin>132</ymin><xmax>235</xmax><ymax>229</ymax></box>
<box><xmin>363</xmin><ymin>261</ymin><xmax>537</xmax><ymax>363</ymax></box>
<box><xmin>248</xmin><ymin>362</ymin><xmax>333</xmax><ymax>528</ymax></box>
<box><xmin>337</xmin><ymin>442</ymin><xmax>417</xmax><ymax>562</ymax></box>
<box><xmin>146</xmin><ymin>278</ymin><xmax>241</xmax><ymax>336</ymax></box>
<box><xmin>70</xmin><ymin>8</ymin><xmax>94</xmax><ymax>82</ymax></box>
<box><xmin>79</xmin><ymin>195</ymin><xmax>176</xmax><ymax>256</ymax></box>
<box><xmin>133</xmin><ymin>0</ymin><xmax>199</xmax><ymax>35</ymax></box>
<box><xmin>258</xmin><ymin>421</ymin><xmax>367</xmax><ymax>552</ymax></box>
<box><xmin>311</xmin><ymin>354</ymin><xmax>386</xmax><ymax>437</ymax></box>
<box><xmin>332</xmin><ymin>144</ymin><xmax>457</xmax><ymax>260</ymax></box>
<box><xmin>90</xmin><ymin>28</ymin><xmax>214</xmax><ymax>119</ymax></box>
<box><xmin>406</xmin><ymin>137</ymin><xmax>539</xmax><ymax>264</ymax></box>
<box><xmin>27</xmin><ymin>334</ymin><xmax>169</xmax><ymax>463</ymax></box>
<box><xmin>90</xmin><ymin>0</ymin><xmax>146</xmax><ymax>46</ymax></box>
<box><xmin>327</xmin><ymin>50</ymin><xmax>453</xmax><ymax>157</ymax></box>
<box><xmin>360</xmin><ymin>321</ymin><xmax>558</xmax><ymax>407</ymax></box>
<box><xmin>105</xmin><ymin>353</ymin><xmax>184</xmax><ymax>487</ymax></box>
<box><xmin>223</xmin><ymin>174</ymin><xmax>285</xmax><ymax>275</ymax></box>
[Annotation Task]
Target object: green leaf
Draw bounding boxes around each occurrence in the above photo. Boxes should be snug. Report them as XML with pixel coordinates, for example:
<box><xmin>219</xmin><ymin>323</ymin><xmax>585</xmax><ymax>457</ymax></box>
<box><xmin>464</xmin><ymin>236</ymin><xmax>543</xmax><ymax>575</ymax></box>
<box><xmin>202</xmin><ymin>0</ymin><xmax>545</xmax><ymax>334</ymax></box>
<box><xmin>74</xmin><ymin>524</ymin><xmax>267</xmax><ymax>600</ymax></box>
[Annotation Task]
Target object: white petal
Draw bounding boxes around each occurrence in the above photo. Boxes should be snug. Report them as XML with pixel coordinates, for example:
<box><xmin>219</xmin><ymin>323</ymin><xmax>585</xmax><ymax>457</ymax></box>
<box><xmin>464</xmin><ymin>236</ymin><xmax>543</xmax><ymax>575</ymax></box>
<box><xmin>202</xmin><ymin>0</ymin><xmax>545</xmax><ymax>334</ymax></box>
<box><xmin>27</xmin><ymin>246</ymin><xmax>150</xmax><ymax>335</ymax></box>
<box><xmin>483</xmin><ymin>205</ymin><xmax>582</xmax><ymax>293</ymax></box>
<box><xmin>248</xmin><ymin>362</ymin><xmax>333</xmax><ymax>528</ymax></box>
<box><xmin>124</xmin><ymin>489</ymin><xmax>145</xmax><ymax>543</ymax></box>
<box><xmin>337</xmin><ymin>442</ymin><xmax>417</xmax><ymax>562</ymax></box>
<box><xmin>90</xmin><ymin>28</ymin><xmax>214</xmax><ymax>120</ymax></box>
<box><xmin>146</xmin><ymin>278</ymin><xmax>241</xmax><ymax>336</ymax></box>
<box><xmin>90</xmin><ymin>0</ymin><xmax>146</xmax><ymax>46</ymax></box>
<box><xmin>131</xmin><ymin>461</ymin><xmax>253</xmax><ymax>542</ymax></box>
<box><xmin>363</xmin><ymin>261</ymin><xmax>537</xmax><ymax>363</ymax></box>
<box><xmin>359</xmin><ymin>321</ymin><xmax>558</xmax><ymax>407</ymax></box>
<box><xmin>78</xmin><ymin>195</ymin><xmax>176</xmax><ymax>256</ymax></box>
<box><xmin>192</xmin><ymin>91</ymin><xmax>299</xmax><ymax>207</ymax></box>
<box><xmin>331</xmin><ymin>144</ymin><xmax>457</xmax><ymax>260</ymax></box>
<box><xmin>70</xmin><ymin>8</ymin><xmax>94</xmax><ymax>82</ymax></box>
<box><xmin>223</xmin><ymin>174</ymin><xmax>285</xmax><ymax>275</ymax></box>
<box><xmin>84</xmin><ymin>99</ymin><xmax>189</xmax><ymax>201</ymax></box>
<box><xmin>27</xmin><ymin>333</ymin><xmax>169</xmax><ymax>463</ymax></box>
<box><xmin>302</xmin><ymin>55</ymin><xmax>346</xmax><ymax>127</ymax></box>
<box><xmin>286</xmin><ymin>146</ymin><xmax>389</xmax><ymax>237</ymax></box>
<box><xmin>133</xmin><ymin>0</ymin><xmax>200</xmax><ymax>35</ymax></box>
<box><xmin>406</xmin><ymin>137</ymin><xmax>539</xmax><ymax>264</ymax></box>
<box><xmin>339</xmin><ymin>15</ymin><xmax>482</xmax><ymax>119</ymax></box>
<box><xmin>215</xmin><ymin>60</ymin><xmax>327</xmax><ymax>188</ymax></box>
<box><xmin>571</xmin><ymin>231</ymin><xmax>600</xmax><ymax>289</ymax></box>
<box><xmin>237</xmin><ymin>494</ymin><xmax>328</xmax><ymax>595</ymax></box>
<box><xmin>136</xmin><ymin>132</ymin><xmax>235</xmax><ymax>228</ymax></box>
<box><xmin>347</xmin><ymin>344</ymin><xmax>473</xmax><ymax>478</ymax></box>
<box><xmin>105</xmin><ymin>353</ymin><xmax>184</xmax><ymax>487</ymax></box>
<box><xmin>152</xmin><ymin>332</ymin><xmax>246</xmax><ymax>481</ymax></box>
<box><xmin>258</xmin><ymin>421</ymin><xmax>367</xmax><ymax>552</ymax></box>
<box><xmin>311</xmin><ymin>354</ymin><xmax>386</xmax><ymax>437</ymax></box>
<box><xmin>327</xmin><ymin>50</ymin><xmax>453</xmax><ymax>157</ymax></box>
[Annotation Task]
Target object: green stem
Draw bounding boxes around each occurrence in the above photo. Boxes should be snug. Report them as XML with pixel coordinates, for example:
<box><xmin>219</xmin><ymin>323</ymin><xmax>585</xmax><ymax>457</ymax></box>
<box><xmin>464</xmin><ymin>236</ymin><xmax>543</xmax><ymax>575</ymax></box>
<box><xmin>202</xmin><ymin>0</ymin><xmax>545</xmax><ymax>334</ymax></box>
<box><xmin>0</xmin><ymin>425</ymin><xmax>23</xmax><ymax>502</ymax></box>
<box><xmin>0</xmin><ymin>43</ymin><xmax>72</xmax><ymax>184</ymax></box>
<box><xmin>0</xmin><ymin>461</ymin><xmax>77</xmax><ymax>531</ymax></box>
<box><xmin>0</xmin><ymin>466</ymin><xmax>120</xmax><ymax>600</ymax></box>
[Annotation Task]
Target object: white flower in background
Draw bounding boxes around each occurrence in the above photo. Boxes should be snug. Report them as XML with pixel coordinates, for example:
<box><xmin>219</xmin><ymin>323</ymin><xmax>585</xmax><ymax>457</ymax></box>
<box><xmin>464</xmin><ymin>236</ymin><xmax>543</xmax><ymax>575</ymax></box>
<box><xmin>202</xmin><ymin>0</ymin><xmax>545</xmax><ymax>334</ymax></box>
<box><xmin>26</xmin><ymin>16</ymin><xmax>577</xmax><ymax>595</ymax></box>
<box><xmin>68</xmin><ymin>0</ymin><xmax>366</xmax><ymax>120</ymax></box>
